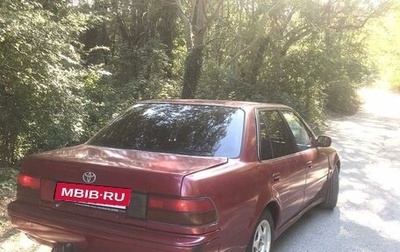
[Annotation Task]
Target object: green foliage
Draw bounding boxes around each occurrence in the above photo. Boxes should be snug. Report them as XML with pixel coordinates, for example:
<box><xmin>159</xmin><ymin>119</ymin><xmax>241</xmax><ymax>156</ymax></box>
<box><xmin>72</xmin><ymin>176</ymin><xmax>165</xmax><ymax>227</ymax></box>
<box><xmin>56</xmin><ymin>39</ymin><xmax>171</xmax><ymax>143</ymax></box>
<box><xmin>0</xmin><ymin>0</ymin><xmax>90</xmax><ymax>163</ymax></box>
<box><xmin>197</xmin><ymin>0</ymin><xmax>385</xmax><ymax>125</ymax></box>
<box><xmin>326</xmin><ymin>81</ymin><xmax>361</xmax><ymax>115</ymax></box>
<box><xmin>0</xmin><ymin>0</ymin><xmax>394</xmax><ymax>165</ymax></box>
<box><xmin>0</xmin><ymin>167</ymin><xmax>18</xmax><ymax>196</ymax></box>
<box><xmin>365</xmin><ymin>3</ymin><xmax>400</xmax><ymax>92</ymax></box>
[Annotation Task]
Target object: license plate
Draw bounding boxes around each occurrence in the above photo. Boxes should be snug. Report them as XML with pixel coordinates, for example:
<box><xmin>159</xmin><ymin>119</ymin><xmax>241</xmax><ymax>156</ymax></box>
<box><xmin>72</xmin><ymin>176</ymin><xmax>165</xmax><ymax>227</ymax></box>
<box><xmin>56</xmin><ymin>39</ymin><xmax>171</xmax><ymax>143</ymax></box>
<box><xmin>54</xmin><ymin>182</ymin><xmax>131</xmax><ymax>209</ymax></box>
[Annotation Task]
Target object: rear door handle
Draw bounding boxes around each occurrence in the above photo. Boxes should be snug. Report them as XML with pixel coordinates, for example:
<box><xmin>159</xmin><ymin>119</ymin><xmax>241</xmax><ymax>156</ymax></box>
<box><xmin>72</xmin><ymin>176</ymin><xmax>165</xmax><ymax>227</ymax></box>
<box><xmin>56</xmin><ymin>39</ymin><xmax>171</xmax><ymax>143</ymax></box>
<box><xmin>273</xmin><ymin>173</ymin><xmax>281</xmax><ymax>183</ymax></box>
<box><xmin>307</xmin><ymin>161</ymin><xmax>313</xmax><ymax>168</ymax></box>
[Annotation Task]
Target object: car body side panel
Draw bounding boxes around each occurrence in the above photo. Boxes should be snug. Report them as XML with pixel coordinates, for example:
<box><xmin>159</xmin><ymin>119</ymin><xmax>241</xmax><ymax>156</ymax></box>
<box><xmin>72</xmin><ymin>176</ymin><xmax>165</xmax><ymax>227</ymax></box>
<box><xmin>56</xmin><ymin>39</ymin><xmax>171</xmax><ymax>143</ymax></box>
<box><xmin>180</xmin><ymin>109</ymin><xmax>267</xmax><ymax>251</ymax></box>
<box><xmin>260</xmin><ymin>154</ymin><xmax>306</xmax><ymax>227</ymax></box>
<box><xmin>180</xmin><ymin>106</ymin><xmax>335</xmax><ymax>251</ymax></box>
<box><xmin>302</xmin><ymin>148</ymin><xmax>329</xmax><ymax>206</ymax></box>
<box><xmin>180</xmin><ymin>107</ymin><xmax>304</xmax><ymax>251</ymax></box>
<box><xmin>181</xmin><ymin>160</ymin><xmax>273</xmax><ymax>251</ymax></box>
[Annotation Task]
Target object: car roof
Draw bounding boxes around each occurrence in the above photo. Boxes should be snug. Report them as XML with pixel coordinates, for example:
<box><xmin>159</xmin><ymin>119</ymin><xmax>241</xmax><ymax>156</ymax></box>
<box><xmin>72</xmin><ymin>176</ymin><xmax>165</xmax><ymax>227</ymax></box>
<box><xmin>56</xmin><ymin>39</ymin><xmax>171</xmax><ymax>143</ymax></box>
<box><xmin>138</xmin><ymin>99</ymin><xmax>292</xmax><ymax>110</ymax></box>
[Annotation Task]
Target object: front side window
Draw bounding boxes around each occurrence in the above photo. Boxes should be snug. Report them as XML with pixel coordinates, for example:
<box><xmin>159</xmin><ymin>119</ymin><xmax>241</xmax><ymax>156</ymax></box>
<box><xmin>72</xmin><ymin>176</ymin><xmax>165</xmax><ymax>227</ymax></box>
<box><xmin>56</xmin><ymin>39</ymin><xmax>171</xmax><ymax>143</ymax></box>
<box><xmin>281</xmin><ymin>110</ymin><xmax>313</xmax><ymax>151</ymax></box>
<box><xmin>88</xmin><ymin>103</ymin><xmax>245</xmax><ymax>158</ymax></box>
<box><xmin>258</xmin><ymin>110</ymin><xmax>296</xmax><ymax>160</ymax></box>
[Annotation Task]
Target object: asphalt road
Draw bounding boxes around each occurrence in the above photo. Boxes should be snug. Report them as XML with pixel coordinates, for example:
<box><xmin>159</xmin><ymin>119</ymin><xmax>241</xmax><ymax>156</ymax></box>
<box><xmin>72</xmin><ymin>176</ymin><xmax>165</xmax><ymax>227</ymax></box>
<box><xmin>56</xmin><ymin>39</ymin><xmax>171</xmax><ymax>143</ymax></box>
<box><xmin>1</xmin><ymin>88</ymin><xmax>400</xmax><ymax>252</ymax></box>
<box><xmin>273</xmin><ymin>88</ymin><xmax>400</xmax><ymax>252</ymax></box>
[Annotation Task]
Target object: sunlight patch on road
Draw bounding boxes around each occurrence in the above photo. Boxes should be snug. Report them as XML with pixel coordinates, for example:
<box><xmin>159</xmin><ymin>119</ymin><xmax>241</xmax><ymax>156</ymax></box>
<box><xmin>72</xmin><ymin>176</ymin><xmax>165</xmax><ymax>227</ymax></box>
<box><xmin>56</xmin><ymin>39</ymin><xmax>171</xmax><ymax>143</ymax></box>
<box><xmin>359</xmin><ymin>88</ymin><xmax>400</xmax><ymax>118</ymax></box>
<box><xmin>338</xmin><ymin>164</ymin><xmax>400</xmax><ymax>244</ymax></box>
<box><xmin>342</xmin><ymin>208</ymin><xmax>400</xmax><ymax>242</ymax></box>
<box><xmin>0</xmin><ymin>233</ymin><xmax>49</xmax><ymax>252</ymax></box>
<box><xmin>340</xmin><ymin>190</ymin><xmax>369</xmax><ymax>205</ymax></box>
<box><xmin>364</xmin><ymin>163</ymin><xmax>400</xmax><ymax>197</ymax></box>
<box><xmin>339</xmin><ymin>166</ymin><xmax>400</xmax><ymax>243</ymax></box>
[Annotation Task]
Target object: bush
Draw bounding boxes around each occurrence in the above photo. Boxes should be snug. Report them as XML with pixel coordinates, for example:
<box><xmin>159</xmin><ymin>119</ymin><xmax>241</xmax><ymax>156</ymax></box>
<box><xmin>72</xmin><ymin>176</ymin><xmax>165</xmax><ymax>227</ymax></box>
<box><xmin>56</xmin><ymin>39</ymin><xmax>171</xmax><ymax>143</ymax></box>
<box><xmin>0</xmin><ymin>167</ymin><xmax>18</xmax><ymax>197</ymax></box>
<box><xmin>326</xmin><ymin>81</ymin><xmax>361</xmax><ymax>115</ymax></box>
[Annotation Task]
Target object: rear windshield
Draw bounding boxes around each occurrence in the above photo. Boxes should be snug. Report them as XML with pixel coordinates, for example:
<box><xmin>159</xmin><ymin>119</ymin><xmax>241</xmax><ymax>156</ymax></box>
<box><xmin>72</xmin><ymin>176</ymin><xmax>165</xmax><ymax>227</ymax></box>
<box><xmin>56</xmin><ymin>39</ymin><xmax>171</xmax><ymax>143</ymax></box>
<box><xmin>88</xmin><ymin>103</ymin><xmax>245</xmax><ymax>158</ymax></box>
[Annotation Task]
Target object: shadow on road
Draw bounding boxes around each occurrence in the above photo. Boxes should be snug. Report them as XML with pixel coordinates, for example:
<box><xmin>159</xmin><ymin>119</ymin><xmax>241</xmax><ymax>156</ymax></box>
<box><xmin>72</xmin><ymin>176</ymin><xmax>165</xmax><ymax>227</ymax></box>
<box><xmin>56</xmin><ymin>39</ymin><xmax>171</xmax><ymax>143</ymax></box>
<box><xmin>273</xmin><ymin>88</ymin><xmax>400</xmax><ymax>251</ymax></box>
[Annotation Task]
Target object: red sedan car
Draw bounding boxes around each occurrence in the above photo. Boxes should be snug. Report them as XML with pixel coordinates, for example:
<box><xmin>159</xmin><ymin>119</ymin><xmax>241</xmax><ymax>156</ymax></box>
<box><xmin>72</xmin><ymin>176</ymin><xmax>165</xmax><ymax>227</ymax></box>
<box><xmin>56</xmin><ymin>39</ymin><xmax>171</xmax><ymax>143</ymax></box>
<box><xmin>8</xmin><ymin>100</ymin><xmax>340</xmax><ymax>252</ymax></box>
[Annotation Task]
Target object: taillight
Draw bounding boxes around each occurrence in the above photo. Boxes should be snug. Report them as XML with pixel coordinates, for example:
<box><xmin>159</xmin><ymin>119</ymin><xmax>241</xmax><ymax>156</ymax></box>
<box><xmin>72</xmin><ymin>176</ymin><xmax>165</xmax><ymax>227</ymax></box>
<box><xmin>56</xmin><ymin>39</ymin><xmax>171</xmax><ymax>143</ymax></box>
<box><xmin>18</xmin><ymin>174</ymin><xmax>40</xmax><ymax>190</ymax></box>
<box><xmin>147</xmin><ymin>196</ymin><xmax>218</xmax><ymax>226</ymax></box>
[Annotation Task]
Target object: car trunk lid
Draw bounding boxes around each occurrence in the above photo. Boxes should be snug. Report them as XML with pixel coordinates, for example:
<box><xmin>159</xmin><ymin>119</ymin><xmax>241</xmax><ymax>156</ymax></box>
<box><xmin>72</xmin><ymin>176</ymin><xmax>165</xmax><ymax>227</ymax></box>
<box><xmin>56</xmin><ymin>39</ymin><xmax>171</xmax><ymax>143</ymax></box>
<box><xmin>23</xmin><ymin>144</ymin><xmax>227</xmax><ymax>193</ymax></box>
<box><xmin>19</xmin><ymin>144</ymin><xmax>227</xmax><ymax>226</ymax></box>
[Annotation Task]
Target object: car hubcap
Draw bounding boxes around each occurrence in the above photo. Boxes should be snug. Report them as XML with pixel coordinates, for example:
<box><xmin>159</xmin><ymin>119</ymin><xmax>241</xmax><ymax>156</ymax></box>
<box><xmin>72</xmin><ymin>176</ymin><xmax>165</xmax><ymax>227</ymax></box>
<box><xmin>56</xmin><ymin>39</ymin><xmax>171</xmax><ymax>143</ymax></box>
<box><xmin>253</xmin><ymin>220</ymin><xmax>271</xmax><ymax>252</ymax></box>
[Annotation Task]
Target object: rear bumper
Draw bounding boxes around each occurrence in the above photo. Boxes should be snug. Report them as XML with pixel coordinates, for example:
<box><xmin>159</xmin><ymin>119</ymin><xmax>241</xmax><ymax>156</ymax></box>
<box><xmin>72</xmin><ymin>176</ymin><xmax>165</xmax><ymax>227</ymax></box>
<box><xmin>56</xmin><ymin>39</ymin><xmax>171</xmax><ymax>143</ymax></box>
<box><xmin>8</xmin><ymin>201</ymin><xmax>220</xmax><ymax>252</ymax></box>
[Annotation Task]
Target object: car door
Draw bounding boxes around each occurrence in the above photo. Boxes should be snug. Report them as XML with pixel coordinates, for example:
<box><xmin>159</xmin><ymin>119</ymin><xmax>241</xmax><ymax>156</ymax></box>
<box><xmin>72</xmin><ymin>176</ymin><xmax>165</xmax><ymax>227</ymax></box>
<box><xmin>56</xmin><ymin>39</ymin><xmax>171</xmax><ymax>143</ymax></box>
<box><xmin>257</xmin><ymin>109</ymin><xmax>306</xmax><ymax>225</ymax></box>
<box><xmin>280</xmin><ymin>110</ymin><xmax>329</xmax><ymax>206</ymax></box>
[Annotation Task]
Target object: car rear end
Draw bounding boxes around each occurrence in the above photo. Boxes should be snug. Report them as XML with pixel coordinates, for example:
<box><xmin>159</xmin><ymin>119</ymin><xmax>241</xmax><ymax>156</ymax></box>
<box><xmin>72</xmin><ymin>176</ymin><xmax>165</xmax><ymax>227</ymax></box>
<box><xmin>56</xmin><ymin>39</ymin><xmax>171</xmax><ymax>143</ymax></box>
<box><xmin>8</xmin><ymin>146</ymin><xmax>226</xmax><ymax>251</ymax></box>
<box><xmin>8</xmin><ymin>101</ymin><xmax>246</xmax><ymax>252</ymax></box>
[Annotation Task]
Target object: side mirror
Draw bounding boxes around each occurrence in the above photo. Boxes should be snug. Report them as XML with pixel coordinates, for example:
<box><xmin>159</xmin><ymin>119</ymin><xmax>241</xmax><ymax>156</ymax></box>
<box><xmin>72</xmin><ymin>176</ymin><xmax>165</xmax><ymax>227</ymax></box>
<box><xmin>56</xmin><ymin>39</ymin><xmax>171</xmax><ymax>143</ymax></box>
<box><xmin>317</xmin><ymin>135</ymin><xmax>332</xmax><ymax>147</ymax></box>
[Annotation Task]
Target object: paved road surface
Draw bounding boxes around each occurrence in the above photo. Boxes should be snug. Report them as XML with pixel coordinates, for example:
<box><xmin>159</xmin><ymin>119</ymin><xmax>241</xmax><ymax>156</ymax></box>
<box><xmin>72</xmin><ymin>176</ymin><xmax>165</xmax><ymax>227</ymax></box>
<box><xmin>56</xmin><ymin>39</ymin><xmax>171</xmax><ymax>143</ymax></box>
<box><xmin>1</xmin><ymin>88</ymin><xmax>400</xmax><ymax>252</ymax></box>
<box><xmin>274</xmin><ymin>88</ymin><xmax>400</xmax><ymax>251</ymax></box>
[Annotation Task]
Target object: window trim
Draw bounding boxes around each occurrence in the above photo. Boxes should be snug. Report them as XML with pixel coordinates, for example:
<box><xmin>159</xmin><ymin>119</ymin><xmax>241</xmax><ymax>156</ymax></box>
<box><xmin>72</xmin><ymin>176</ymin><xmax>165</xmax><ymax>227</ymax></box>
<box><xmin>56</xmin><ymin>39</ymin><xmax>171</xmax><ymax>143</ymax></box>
<box><xmin>87</xmin><ymin>103</ymin><xmax>246</xmax><ymax>159</ymax></box>
<box><xmin>255</xmin><ymin>109</ymin><xmax>274</xmax><ymax>161</ymax></box>
<box><xmin>278</xmin><ymin>109</ymin><xmax>317</xmax><ymax>152</ymax></box>
<box><xmin>256</xmin><ymin>108</ymin><xmax>298</xmax><ymax>162</ymax></box>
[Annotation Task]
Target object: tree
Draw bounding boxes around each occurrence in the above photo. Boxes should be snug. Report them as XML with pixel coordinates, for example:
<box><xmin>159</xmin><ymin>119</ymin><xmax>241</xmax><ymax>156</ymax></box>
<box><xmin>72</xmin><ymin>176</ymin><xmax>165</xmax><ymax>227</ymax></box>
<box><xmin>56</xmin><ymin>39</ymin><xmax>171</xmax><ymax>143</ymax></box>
<box><xmin>0</xmin><ymin>0</ymin><xmax>394</xmax><ymax>165</ymax></box>
<box><xmin>76</xmin><ymin>0</ymin><xmax>182</xmax><ymax>138</ymax></box>
<box><xmin>196</xmin><ymin>0</ymin><xmax>393</xmax><ymax>120</ymax></box>
<box><xmin>366</xmin><ymin>1</ymin><xmax>400</xmax><ymax>91</ymax></box>
<box><xmin>0</xmin><ymin>0</ymin><xmax>88</xmax><ymax>165</ymax></box>
<box><xmin>177</xmin><ymin>0</ymin><xmax>224</xmax><ymax>98</ymax></box>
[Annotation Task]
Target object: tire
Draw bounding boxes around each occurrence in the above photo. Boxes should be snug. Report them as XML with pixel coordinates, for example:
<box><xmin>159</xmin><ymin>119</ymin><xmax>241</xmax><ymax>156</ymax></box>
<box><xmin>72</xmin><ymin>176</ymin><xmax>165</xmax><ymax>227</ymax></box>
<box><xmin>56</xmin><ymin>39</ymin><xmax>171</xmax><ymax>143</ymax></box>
<box><xmin>321</xmin><ymin>164</ymin><xmax>339</xmax><ymax>210</ymax></box>
<box><xmin>247</xmin><ymin>210</ymin><xmax>274</xmax><ymax>252</ymax></box>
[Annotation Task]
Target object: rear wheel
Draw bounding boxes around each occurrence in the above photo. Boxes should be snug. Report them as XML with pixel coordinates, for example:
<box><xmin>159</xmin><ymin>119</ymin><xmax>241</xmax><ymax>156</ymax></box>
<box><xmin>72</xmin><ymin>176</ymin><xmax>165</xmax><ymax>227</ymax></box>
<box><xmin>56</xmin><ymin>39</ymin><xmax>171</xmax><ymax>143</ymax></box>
<box><xmin>51</xmin><ymin>243</ymin><xmax>74</xmax><ymax>252</ymax></box>
<box><xmin>321</xmin><ymin>164</ymin><xmax>339</xmax><ymax>210</ymax></box>
<box><xmin>247</xmin><ymin>210</ymin><xmax>274</xmax><ymax>252</ymax></box>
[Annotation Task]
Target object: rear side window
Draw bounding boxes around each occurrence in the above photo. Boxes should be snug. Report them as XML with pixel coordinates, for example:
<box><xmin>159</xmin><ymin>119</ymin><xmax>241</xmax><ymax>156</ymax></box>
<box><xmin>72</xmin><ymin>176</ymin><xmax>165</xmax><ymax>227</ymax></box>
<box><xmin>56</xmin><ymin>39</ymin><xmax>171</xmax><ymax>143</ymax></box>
<box><xmin>258</xmin><ymin>110</ymin><xmax>296</xmax><ymax>160</ymax></box>
<box><xmin>88</xmin><ymin>103</ymin><xmax>244</xmax><ymax>158</ymax></box>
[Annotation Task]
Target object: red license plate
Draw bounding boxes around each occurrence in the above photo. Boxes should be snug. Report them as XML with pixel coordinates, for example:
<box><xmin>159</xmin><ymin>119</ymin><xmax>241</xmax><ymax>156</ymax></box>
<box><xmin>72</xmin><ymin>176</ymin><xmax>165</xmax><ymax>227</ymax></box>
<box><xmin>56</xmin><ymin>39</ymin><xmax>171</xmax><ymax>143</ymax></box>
<box><xmin>54</xmin><ymin>182</ymin><xmax>131</xmax><ymax>209</ymax></box>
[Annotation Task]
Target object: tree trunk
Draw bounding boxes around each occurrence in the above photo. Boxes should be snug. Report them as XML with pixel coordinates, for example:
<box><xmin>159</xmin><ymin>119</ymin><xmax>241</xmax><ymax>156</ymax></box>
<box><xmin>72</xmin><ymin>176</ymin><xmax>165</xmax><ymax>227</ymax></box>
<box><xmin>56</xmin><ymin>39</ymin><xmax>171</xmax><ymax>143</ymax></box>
<box><xmin>177</xmin><ymin>0</ymin><xmax>208</xmax><ymax>99</ymax></box>
<box><xmin>181</xmin><ymin>45</ymin><xmax>205</xmax><ymax>98</ymax></box>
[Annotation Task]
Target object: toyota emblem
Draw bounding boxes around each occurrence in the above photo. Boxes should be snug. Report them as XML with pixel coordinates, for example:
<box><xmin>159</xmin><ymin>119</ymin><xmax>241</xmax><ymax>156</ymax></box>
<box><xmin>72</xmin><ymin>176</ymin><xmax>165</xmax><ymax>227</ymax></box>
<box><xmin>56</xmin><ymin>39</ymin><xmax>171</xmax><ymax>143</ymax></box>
<box><xmin>82</xmin><ymin>171</ymin><xmax>96</xmax><ymax>184</ymax></box>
